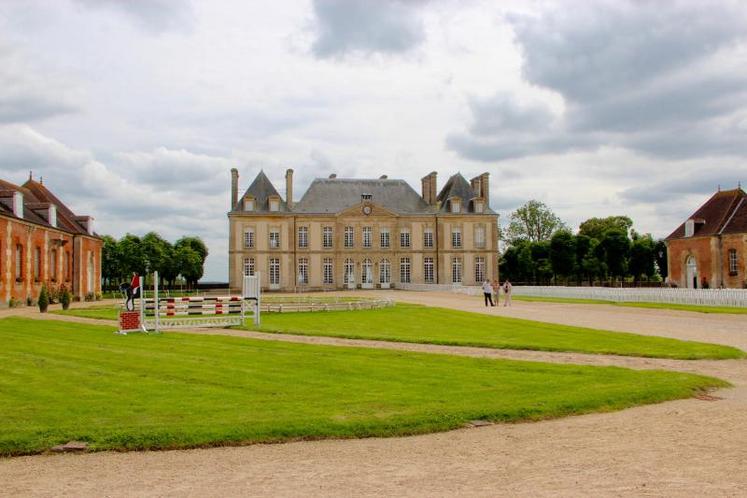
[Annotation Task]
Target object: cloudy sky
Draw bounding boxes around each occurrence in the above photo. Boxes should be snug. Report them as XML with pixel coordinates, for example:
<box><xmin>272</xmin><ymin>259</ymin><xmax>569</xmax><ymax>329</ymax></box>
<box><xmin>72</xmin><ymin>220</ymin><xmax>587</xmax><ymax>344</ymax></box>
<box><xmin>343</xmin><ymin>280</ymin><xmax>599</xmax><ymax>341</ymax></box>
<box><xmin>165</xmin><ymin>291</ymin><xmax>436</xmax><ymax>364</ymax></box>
<box><xmin>1</xmin><ymin>0</ymin><xmax>745</xmax><ymax>280</ymax></box>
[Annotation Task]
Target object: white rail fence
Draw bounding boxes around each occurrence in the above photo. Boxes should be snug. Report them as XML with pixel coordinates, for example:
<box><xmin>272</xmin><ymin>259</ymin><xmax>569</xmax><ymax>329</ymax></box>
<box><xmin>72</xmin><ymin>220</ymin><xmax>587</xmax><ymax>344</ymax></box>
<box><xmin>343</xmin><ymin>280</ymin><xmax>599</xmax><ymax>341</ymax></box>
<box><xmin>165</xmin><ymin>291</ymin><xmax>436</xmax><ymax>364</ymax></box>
<box><xmin>395</xmin><ymin>283</ymin><xmax>747</xmax><ymax>307</ymax></box>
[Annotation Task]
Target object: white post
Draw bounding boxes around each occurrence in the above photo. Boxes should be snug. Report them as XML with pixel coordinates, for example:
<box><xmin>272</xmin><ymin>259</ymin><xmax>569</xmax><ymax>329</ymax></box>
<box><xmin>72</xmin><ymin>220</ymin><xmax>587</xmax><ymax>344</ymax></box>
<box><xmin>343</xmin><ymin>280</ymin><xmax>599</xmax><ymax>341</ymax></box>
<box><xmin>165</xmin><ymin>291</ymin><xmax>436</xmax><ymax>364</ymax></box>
<box><xmin>255</xmin><ymin>271</ymin><xmax>261</xmax><ymax>326</ymax></box>
<box><xmin>139</xmin><ymin>274</ymin><xmax>146</xmax><ymax>333</ymax></box>
<box><xmin>154</xmin><ymin>271</ymin><xmax>159</xmax><ymax>334</ymax></box>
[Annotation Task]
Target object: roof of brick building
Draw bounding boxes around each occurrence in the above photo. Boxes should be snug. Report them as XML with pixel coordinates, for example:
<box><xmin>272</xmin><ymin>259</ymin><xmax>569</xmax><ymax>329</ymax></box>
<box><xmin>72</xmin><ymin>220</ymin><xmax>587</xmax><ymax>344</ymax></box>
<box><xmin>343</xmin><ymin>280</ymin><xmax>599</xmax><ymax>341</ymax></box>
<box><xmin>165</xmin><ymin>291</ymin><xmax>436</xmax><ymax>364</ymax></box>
<box><xmin>666</xmin><ymin>187</ymin><xmax>747</xmax><ymax>239</ymax></box>
<box><xmin>0</xmin><ymin>176</ymin><xmax>95</xmax><ymax>236</ymax></box>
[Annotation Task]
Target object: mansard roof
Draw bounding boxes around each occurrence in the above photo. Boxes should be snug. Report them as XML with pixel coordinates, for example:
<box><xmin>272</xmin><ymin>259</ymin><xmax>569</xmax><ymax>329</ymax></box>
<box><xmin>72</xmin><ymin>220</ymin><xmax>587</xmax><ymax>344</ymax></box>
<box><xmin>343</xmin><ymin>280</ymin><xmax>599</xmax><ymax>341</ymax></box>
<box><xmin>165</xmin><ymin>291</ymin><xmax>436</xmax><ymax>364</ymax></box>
<box><xmin>0</xmin><ymin>177</ymin><xmax>96</xmax><ymax>236</ymax></box>
<box><xmin>237</xmin><ymin>170</ymin><xmax>289</xmax><ymax>213</ymax></box>
<box><xmin>666</xmin><ymin>187</ymin><xmax>746</xmax><ymax>239</ymax></box>
<box><xmin>293</xmin><ymin>177</ymin><xmax>432</xmax><ymax>214</ymax></box>
<box><xmin>436</xmin><ymin>173</ymin><xmax>495</xmax><ymax>214</ymax></box>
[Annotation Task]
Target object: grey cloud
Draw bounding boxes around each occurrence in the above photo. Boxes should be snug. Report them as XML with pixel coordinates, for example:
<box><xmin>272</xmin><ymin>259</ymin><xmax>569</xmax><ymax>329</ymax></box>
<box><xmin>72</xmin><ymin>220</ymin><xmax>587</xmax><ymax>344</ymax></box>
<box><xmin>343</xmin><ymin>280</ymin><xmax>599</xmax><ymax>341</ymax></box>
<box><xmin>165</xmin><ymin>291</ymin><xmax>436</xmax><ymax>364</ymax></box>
<box><xmin>466</xmin><ymin>93</ymin><xmax>555</xmax><ymax>136</ymax></box>
<box><xmin>618</xmin><ymin>166</ymin><xmax>745</xmax><ymax>203</ymax></box>
<box><xmin>311</xmin><ymin>0</ymin><xmax>426</xmax><ymax>58</ymax></box>
<box><xmin>75</xmin><ymin>0</ymin><xmax>195</xmax><ymax>34</ymax></box>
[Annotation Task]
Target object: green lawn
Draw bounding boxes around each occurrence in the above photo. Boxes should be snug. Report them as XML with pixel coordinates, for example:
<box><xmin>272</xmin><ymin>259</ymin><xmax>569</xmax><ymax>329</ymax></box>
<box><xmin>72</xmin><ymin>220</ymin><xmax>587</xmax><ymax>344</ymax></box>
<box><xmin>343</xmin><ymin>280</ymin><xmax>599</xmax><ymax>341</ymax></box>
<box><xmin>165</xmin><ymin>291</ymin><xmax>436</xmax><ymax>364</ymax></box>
<box><xmin>250</xmin><ymin>304</ymin><xmax>744</xmax><ymax>360</ymax></box>
<box><xmin>51</xmin><ymin>305</ymin><xmax>120</xmax><ymax>321</ymax></box>
<box><xmin>512</xmin><ymin>295</ymin><xmax>747</xmax><ymax>314</ymax></box>
<box><xmin>0</xmin><ymin>317</ymin><xmax>728</xmax><ymax>456</ymax></box>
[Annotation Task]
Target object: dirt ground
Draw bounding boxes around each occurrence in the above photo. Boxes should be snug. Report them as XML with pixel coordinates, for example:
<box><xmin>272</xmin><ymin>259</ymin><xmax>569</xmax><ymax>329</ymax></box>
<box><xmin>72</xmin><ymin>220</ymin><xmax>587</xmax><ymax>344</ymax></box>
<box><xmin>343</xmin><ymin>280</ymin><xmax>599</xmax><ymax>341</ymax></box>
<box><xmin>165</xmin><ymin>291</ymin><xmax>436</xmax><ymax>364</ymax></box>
<box><xmin>1</xmin><ymin>291</ymin><xmax>746</xmax><ymax>497</ymax></box>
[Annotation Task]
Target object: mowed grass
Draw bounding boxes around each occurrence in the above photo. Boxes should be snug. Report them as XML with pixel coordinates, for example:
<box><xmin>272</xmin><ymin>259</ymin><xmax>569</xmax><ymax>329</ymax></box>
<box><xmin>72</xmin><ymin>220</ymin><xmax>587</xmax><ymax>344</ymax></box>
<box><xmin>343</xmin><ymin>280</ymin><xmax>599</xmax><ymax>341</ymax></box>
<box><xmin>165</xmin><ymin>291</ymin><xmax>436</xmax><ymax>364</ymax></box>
<box><xmin>0</xmin><ymin>317</ymin><xmax>729</xmax><ymax>456</ymax></box>
<box><xmin>250</xmin><ymin>304</ymin><xmax>744</xmax><ymax>360</ymax></box>
<box><xmin>51</xmin><ymin>305</ymin><xmax>119</xmax><ymax>321</ymax></box>
<box><xmin>512</xmin><ymin>295</ymin><xmax>747</xmax><ymax>314</ymax></box>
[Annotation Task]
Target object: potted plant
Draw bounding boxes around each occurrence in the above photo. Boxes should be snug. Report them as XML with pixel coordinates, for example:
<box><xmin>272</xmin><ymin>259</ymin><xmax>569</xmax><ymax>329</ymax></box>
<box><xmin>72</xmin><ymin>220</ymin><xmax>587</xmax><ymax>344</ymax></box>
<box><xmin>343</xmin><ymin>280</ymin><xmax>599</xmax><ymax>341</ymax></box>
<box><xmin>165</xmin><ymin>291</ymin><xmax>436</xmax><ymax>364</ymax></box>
<box><xmin>60</xmin><ymin>285</ymin><xmax>71</xmax><ymax>311</ymax></box>
<box><xmin>38</xmin><ymin>284</ymin><xmax>49</xmax><ymax>313</ymax></box>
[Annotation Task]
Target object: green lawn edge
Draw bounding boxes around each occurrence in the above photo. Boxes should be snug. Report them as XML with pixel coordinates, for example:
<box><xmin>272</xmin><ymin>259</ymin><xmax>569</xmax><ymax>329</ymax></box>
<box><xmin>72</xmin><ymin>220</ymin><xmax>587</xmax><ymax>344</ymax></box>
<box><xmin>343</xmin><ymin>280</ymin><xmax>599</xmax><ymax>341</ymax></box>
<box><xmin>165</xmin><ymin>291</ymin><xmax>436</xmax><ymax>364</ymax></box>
<box><xmin>512</xmin><ymin>295</ymin><xmax>747</xmax><ymax>314</ymax></box>
<box><xmin>0</xmin><ymin>317</ymin><xmax>732</xmax><ymax>457</ymax></box>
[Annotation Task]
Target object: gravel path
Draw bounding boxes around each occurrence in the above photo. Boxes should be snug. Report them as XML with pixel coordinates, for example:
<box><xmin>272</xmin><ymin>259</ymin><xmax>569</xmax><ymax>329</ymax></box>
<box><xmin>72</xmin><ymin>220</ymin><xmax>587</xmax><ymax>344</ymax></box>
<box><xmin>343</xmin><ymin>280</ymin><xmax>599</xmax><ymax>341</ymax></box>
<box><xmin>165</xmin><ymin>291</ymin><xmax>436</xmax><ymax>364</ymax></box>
<box><xmin>2</xmin><ymin>292</ymin><xmax>746</xmax><ymax>497</ymax></box>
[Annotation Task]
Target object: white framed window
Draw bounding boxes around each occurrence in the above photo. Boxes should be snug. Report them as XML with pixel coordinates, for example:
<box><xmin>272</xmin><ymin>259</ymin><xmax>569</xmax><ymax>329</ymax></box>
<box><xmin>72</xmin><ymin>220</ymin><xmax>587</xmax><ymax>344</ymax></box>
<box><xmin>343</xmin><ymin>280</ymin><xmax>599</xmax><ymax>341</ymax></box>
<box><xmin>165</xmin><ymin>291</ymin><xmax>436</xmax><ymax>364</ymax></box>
<box><xmin>424</xmin><ymin>257</ymin><xmax>434</xmax><ymax>284</ymax></box>
<box><xmin>450</xmin><ymin>198</ymin><xmax>461</xmax><ymax>213</ymax></box>
<box><xmin>344</xmin><ymin>258</ymin><xmax>355</xmax><ymax>284</ymax></box>
<box><xmin>297</xmin><ymin>258</ymin><xmax>309</xmax><ymax>285</ymax></box>
<box><xmin>474</xmin><ymin>225</ymin><xmax>486</xmax><ymax>249</ymax></box>
<box><xmin>244</xmin><ymin>198</ymin><xmax>254</xmax><ymax>211</ymax></box>
<box><xmin>380</xmin><ymin>228</ymin><xmax>390</xmax><ymax>248</ymax></box>
<box><xmin>243</xmin><ymin>257</ymin><xmax>255</xmax><ymax>276</ymax></box>
<box><xmin>423</xmin><ymin>229</ymin><xmax>434</xmax><ymax>248</ymax></box>
<box><xmin>362</xmin><ymin>258</ymin><xmax>373</xmax><ymax>284</ymax></box>
<box><xmin>269</xmin><ymin>258</ymin><xmax>280</xmax><ymax>285</ymax></box>
<box><xmin>323</xmin><ymin>226</ymin><xmax>333</xmax><ymax>248</ymax></box>
<box><xmin>344</xmin><ymin>226</ymin><xmax>354</xmax><ymax>248</ymax></box>
<box><xmin>363</xmin><ymin>226</ymin><xmax>372</xmax><ymax>248</ymax></box>
<box><xmin>451</xmin><ymin>257</ymin><xmax>462</xmax><ymax>283</ymax></box>
<box><xmin>380</xmin><ymin>259</ymin><xmax>391</xmax><ymax>284</ymax></box>
<box><xmin>475</xmin><ymin>256</ymin><xmax>485</xmax><ymax>283</ymax></box>
<box><xmin>474</xmin><ymin>200</ymin><xmax>484</xmax><ymax>213</ymax></box>
<box><xmin>451</xmin><ymin>228</ymin><xmax>462</xmax><ymax>249</ymax></box>
<box><xmin>729</xmin><ymin>249</ymin><xmax>739</xmax><ymax>274</ymax></box>
<box><xmin>243</xmin><ymin>228</ymin><xmax>255</xmax><ymax>249</ymax></box>
<box><xmin>298</xmin><ymin>226</ymin><xmax>308</xmax><ymax>248</ymax></box>
<box><xmin>323</xmin><ymin>258</ymin><xmax>334</xmax><ymax>284</ymax></box>
<box><xmin>400</xmin><ymin>257</ymin><xmax>411</xmax><ymax>283</ymax></box>
<box><xmin>269</xmin><ymin>198</ymin><xmax>279</xmax><ymax>212</ymax></box>
<box><xmin>269</xmin><ymin>229</ymin><xmax>280</xmax><ymax>249</ymax></box>
<box><xmin>400</xmin><ymin>229</ymin><xmax>411</xmax><ymax>248</ymax></box>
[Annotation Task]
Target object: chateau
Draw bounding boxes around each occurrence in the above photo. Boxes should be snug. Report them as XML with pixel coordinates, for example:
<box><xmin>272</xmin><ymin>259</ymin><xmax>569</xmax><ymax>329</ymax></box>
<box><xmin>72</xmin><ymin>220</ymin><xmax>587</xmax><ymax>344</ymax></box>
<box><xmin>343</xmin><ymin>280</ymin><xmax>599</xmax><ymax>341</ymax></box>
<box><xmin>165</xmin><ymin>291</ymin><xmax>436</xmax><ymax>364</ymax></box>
<box><xmin>0</xmin><ymin>175</ymin><xmax>102</xmax><ymax>305</ymax></box>
<box><xmin>228</xmin><ymin>169</ymin><xmax>499</xmax><ymax>291</ymax></box>
<box><xmin>666</xmin><ymin>187</ymin><xmax>746</xmax><ymax>289</ymax></box>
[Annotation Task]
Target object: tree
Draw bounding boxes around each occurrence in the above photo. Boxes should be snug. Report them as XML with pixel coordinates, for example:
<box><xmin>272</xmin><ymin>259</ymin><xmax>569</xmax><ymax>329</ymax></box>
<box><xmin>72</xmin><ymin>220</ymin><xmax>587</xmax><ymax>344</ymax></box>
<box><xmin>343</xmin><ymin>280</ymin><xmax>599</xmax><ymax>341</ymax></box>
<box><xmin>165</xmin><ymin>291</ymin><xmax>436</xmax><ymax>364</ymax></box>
<box><xmin>581</xmin><ymin>238</ymin><xmax>607</xmax><ymax>284</ymax></box>
<box><xmin>101</xmin><ymin>235</ymin><xmax>121</xmax><ymax>288</ymax></box>
<box><xmin>142</xmin><ymin>232</ymin><xmax>171</xmax><ymax>284</ymax></box>
<box><xmin>549</xmin><ymin>231</ymin><xmax>576</xmax><ymax>281</ymax></box>
<box><xmin>578</xmin><ymin>216</ymin><xmax>633</xmax><ymax>241</ymax></box>
<box><xmin>574</xmin><ymin>234</ymin><xmax>592</xmax><ymax>284</ymax></box>
<box><xmin>654</xmin><ymin>239</ymin><xmax>668</xmax><ymax>281</ymax></box>
<box><xmin>530</xmin><ymin>241</ymin><xmax>553</xmax><ymax>284</ymax></box>
<box><xmin>175</xmin><ymin>236</ymin><xmax>208</xmax><ymax>263</ymax></box>
<box><xmin>629</xmin><ymin>234</ymin><xmax>657</xmax><ymax>282</ymax></box>
<box><xmin>505</xmin><ymin>200</ymin><xmax>568</xmax><ymax>245</ymax></box>
<box><xmin>499</xmin><ymin>246</ymin><xmax>522</xmax><ymax>282</ymax></box>
<box><xmin>599</xmin><ymin>229</ymin><xmax>631</xmax><ymax>280</ymax></box>
<box><xmin>117</xmin><ymin>234</ymin><xmax>146</xmax><ymax>280</ymax></box>
<box><xmin>176</xmin><ymin>245</ymin><xmax>203</xmax><ymax>288</ymax></box>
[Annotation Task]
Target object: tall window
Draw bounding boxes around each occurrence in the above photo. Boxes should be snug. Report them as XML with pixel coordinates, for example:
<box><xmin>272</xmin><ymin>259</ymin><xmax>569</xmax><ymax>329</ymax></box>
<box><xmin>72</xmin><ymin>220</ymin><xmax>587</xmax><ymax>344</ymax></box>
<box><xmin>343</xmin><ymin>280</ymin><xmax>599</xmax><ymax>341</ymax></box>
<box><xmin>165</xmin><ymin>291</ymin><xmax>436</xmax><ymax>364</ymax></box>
<box><xmin>451</xmin><ymin>228</ymin><xmax>462</xmax><ymax>249</ymax></box>
<box><xmin>424</xmin><ymin>257</ymin><xmax>435</xmax><ymax>284</ymax></box>
<box><xmin>423</xmin><ymin>229</ymin><xmax>434</xmax><ymax>248</ymax></box>
<box><xmin>15</xmin><ymin>244</ymin><xmax>23</xmax><ymax>281</ymax></box>
<box><xmin>344</xmin><ymin>226</ymin><xmax>354</xmax><ymax>248</ymax></box>
<box><xmin>64</xmin><ymin>251</ymin><xmax>71</xmax><ymax>281</ymax></box>
<box><xmin>269</xmin><ymin>258</ymin><xmax>280</xmax><ymax>285</ymax></box>
<box><xmin>474</xmin><ymin>226</ymin><xmax>486</xmax><ymax>249</ymax></box>
<box><xmin>451</xmin><ymin>257</ymin><xmax>462</xmax><ymax>283</ymax></box>
<box><xmin>344</xmin><ymin>258</ymin><xmax>355</xmax><ymax>284</ymax></box>
<box><xmin>475</xmin><ymin>256</ymin><xmax>485</xmax><ymax>283</ymax></box>
<box><xmin>362</xmin><ymin>227</ymin><xmax>372</xmax><ymax>248</ymax></box>
<box><xmin>729</xmin><ymin>249</ymin><xmax>739</xmax><ymax>274</ymax></box>
<box><xmin>362</xmin><ymin>258</ymin><xmax>373</xmax><ymax>284</ymax></box>
<box><xmin>243</xmin><ymin>228</ymin><xmax>255</xmax><ymax>249</ymax></box>
<box><xmin>34</xmin><ymin>247</ymin><xmax>41</xmax><ymax>281</ymax></box>
<box><xmin>269</xmin><ymin>229</ymin><xmax>280</xmax><ymax>249</ymax></box>
<box><xmin>297</xmin><ymin>258</ymin><xmax>309</xmax><ymax>285</ymax></box>
<box><xmin>380</xmin><ymin>228</ymin><xmax>390</xmax><ymax>248</ymax></box>
<box><xmin>50</xmin><ymin>249</ymin><xmax>57</xmax><ymax>281</ymax></box>
<box><xmin>400</xmin><ymin>228</ymin><xmax>411</xmax><ymax>248</ymax></box>
<box><xmin>323</xmin><ymin>258</ymin><xmax>334</xmax><ymax>284</ymax></box>
<box><xmin>380</xmin><ymin>259</ymin><xmax>391</xmax><ymax>284</ymax></box>
<box><xmin>298</xmin><ymin>226</ymin><xmax>308</xmax><ymax>248</ymax></box>
<box><xmin>243</xmin><ymin>257</ymin><xmax>255</xmax><ymax>276</ymax></box>
<box><xmin>323</xmin><ymin>226</ymin><xmax>333</xmax><ymax>248</ymax></box>
<box><xmin>400</xmin><ymin>257</ymin><xmax>411</xmax><ymax>283</ymax></box>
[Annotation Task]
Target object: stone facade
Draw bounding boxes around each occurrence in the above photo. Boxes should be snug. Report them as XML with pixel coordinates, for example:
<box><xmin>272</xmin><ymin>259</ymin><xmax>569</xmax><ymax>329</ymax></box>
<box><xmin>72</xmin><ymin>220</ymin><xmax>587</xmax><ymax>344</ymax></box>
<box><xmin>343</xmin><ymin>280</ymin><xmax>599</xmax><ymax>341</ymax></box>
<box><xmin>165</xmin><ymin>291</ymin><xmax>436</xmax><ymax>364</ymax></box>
<box><xmin>0</xmin><ymin>176</ymin><xmax>102</xmax><ymax>305</ymax></box>
<box><xmin>228</xmin><ymin>170</ymin><xmax>499</xmax><ymax>291</ymax></box>
<box><xmin>666</xmin><ymin>187</ymin><xmax>746</xmax><ymax>289</ymax></box>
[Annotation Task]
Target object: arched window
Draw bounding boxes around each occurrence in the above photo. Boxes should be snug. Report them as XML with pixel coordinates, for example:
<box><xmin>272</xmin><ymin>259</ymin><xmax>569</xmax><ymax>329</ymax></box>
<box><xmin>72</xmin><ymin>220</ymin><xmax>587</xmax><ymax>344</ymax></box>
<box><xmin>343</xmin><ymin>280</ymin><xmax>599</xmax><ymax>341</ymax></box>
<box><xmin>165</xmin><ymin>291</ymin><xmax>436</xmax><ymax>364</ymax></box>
<box><xmin>362</xmin><ymin>259</ymin><xmax>373</xmax><ymax>284</ymax></box>
<box><xmin>15</xmin><ymin>244</ymin><xmax>23</xmax><ymax>281</ymax></box>
<box><xmin>344</xmin><ymin>258</ymin><xmax>355</xmax><ymax>285</ymax></box>
<box><xmin>50</xmin><ymin>249</ymin><xmax>58</xmax><ymax>282</ymax></box>
<box><xmin>379</xmin><ymin>259</ymin><xmax>391</xmax><ymax>284</ymax></box>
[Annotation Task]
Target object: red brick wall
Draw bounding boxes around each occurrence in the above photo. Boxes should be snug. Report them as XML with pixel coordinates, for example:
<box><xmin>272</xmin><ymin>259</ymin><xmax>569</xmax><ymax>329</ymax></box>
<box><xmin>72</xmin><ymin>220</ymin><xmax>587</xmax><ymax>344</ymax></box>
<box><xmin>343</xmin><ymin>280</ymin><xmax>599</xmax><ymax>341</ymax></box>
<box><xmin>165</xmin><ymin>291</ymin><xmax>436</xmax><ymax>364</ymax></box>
<box><xmin>668</xmin><ymin>234</ymin><xmax>746</xmax><ymax>288</ymax></box>
<box><xmin>721</xmin><ymin>234</ymin><xmax>747</xmax><ymax>288</ymax></box>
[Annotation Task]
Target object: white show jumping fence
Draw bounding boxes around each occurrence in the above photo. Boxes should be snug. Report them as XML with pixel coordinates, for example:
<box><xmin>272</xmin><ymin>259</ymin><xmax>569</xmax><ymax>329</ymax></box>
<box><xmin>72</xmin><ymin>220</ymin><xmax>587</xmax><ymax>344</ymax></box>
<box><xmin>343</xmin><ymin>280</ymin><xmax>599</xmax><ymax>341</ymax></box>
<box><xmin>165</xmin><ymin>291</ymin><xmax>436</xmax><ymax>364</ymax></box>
<box><xmin>261</xmin><ymin>297</ymin><xmax>394</xmax><ymax>313</ymax></box>
<box><xmin>396</xmin><ymin>283</ymin><xmax>747</xmax><ymax>307</ymax></box>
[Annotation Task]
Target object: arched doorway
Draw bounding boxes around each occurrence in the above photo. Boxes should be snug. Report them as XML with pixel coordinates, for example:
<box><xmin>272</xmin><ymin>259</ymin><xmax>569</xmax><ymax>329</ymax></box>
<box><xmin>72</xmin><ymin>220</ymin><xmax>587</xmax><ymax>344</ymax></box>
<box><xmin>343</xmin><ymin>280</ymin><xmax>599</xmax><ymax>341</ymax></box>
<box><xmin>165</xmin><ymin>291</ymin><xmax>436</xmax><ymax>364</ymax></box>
<box><xmin>361</xmin><ymin>259</ymin><xmax>373</xmax><ymax>289</ymax></box>
<box><xmin>344</xmin><ymin>258</ymin><xmax>355</xmax><ymax>289</ymax></box>
<box><xmin>686</xmin><ymin>256</ymin><xmax>698</xmax><ymax>289</ymax></box>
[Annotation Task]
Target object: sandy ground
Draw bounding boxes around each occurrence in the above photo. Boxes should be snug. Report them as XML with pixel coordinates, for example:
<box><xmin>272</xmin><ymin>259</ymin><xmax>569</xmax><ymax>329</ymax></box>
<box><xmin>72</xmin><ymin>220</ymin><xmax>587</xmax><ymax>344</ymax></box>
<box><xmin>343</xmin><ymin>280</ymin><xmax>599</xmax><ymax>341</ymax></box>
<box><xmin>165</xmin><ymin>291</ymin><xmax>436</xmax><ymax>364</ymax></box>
<box><xmin>1</xmin><ymin>292</ymin><xmax>746</xmax><ymax>497</ymax></box>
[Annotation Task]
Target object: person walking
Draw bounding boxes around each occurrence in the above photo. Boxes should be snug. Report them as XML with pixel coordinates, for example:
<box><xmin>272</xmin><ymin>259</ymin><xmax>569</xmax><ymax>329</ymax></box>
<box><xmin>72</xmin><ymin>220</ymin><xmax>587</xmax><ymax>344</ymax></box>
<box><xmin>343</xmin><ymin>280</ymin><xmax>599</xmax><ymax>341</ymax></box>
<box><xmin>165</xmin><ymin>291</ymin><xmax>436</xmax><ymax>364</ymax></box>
<box><xmin>482</xmin><ymin>280</ymin><xmax>495</xmax><ymax>307</ymax></box>
<box><xmin>503</xmin><ymin>279</ymin><xmax>512</xmax><ymax>307</ymax></box>
<box><xmin>491</xmin><ymin>278</ymin><xmax>500</xmax><ymax>306</ymax></box>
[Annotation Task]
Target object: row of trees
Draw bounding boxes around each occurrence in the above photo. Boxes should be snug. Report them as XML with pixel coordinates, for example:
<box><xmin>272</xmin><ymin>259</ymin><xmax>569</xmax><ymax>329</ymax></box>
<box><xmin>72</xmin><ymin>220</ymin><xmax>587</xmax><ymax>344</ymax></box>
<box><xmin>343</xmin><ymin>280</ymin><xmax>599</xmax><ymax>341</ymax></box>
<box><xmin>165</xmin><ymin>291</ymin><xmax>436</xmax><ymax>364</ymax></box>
<box><xmin>102</xmin><ymin>233</ymin><xmax>208</xmax><ymax>289</ymax></box>
<box><xmin>500</xmin><ymin>201</ymin><xmax>667</xmax><ymax>285</ymax></box>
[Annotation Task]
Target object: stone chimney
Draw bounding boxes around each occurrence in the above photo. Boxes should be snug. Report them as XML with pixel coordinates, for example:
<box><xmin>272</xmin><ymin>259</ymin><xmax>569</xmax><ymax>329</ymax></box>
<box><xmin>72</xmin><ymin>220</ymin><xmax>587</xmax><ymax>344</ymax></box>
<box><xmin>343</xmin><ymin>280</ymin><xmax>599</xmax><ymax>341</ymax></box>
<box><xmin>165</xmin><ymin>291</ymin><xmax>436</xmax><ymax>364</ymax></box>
<box><xmin>285</xmin><ymin>168</ymin><xmax>294</xmax><ymax>210</ymax></box>
<box><xmin>480</xmin><ymin>172</ymin><xmax>490</xmax><ymax>207</ymax></box>
<box><xmin>470</xmin><ymin>176</ymin><xmax>482</xmax><ymax>198</ymax></box>
<box><xmin>421</xmin><ymin>171</ymin><xmax>437</xmax><ymax>205</ymax></box>
<box><xmin>230</xmin><ymin>168</ymin><xmax>239</xmax><ymax>210</ymax></box>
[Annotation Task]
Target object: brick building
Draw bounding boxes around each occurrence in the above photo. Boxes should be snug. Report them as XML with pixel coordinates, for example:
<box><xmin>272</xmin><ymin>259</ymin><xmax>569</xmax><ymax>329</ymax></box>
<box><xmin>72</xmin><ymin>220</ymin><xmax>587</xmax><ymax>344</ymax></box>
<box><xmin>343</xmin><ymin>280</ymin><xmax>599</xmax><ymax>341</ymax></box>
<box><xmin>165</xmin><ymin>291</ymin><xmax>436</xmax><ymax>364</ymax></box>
<box><xmin>0</xmin><ymin>175</ymin><xmax>102</xmax><ymax>305</ymax></box>
<box><xmin>665</xmin><ymin>187</ymin><xmax>746</xmax><ymax>289</ymax></box>
<box><xmin>228</xmin><ymin>169</ymin><xmax>499</xmax><ymax>291</ymax></box>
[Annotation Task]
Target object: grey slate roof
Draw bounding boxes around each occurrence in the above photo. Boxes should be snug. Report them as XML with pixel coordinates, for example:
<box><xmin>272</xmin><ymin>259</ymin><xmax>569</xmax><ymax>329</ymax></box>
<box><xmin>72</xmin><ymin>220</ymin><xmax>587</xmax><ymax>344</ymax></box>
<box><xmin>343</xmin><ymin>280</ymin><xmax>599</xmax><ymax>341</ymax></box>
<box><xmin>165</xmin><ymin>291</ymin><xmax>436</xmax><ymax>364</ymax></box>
<box><xmin>436</xmin><ymin>173</ymin><xmax>495</xmax><ymax>214</ymax></box>
<box><xmin>293</xmin><ymin>178</ymin><xmax>433</xmax><ymax>214</ymax></box>
<box><xmin>238</xmin><ymin>170</ymin><xmax>289</xmax><ymax>213</ymax></box>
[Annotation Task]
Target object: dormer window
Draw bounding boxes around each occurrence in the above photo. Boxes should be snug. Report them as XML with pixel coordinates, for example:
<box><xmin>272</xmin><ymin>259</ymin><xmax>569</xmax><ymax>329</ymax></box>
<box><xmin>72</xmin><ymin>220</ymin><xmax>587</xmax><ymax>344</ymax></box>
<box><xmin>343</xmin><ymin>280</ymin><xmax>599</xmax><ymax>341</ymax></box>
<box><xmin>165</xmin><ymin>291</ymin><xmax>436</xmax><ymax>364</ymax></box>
<box><xmin>685</xmin><ymin>219</ymin><xmax>694</xmax><ymax>237</ymax></box>
<box><xmin>450</xmin><ymin>197</ymin><xmax>461</xmax><ymax>214</ymax></box>
<box><xmin>12</xmin><ymin>191</ymin><xmax>23</xmax><ymax>217</ymax></box>
<box><xmin>269</xmin><ymin>197</ymin><xmax>279</xmax><ymax>212</ymax></box>
<box><xmin>48</xmin><ymin>205</ymin><xmax>57</xmax><ymax>228</ymax></box>
<box><xmin>244</xmin><ymin>197</ymin><xmax>255</xmax><ymax>211</ymax></box>
<box><xmin>474</xmin><ymin>200</ymin><xmax>484</xmax><ymax>213</ymax></box>
<box><xmin>361</xmin><ymin>193</ymin><xmax>372</xmax><ymax>202</ymax></box>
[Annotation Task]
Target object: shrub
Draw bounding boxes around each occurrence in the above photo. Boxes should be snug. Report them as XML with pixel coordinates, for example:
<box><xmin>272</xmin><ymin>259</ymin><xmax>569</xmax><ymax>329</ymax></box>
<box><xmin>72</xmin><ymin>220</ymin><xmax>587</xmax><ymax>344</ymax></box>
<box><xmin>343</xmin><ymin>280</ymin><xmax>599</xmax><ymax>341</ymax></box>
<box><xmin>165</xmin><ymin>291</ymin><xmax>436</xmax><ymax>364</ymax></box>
<box><xmin>60</xmin><ymin>286</ymin><xmax>71</xmax><ymax>310</ymax></box>
<box><xmin>84</xmin><ymin>292</ymin><xmax>95</xmax><ymax>302</ymax></box>
<box><xmin>38</xmin><ymin>285</ymin><xmax>49</xmax><ymax>313</ymax></box>
<box><xmin>8</xmin><ymin>298</ymin><xmax>18</xmax><ymax>308</ymax></box>
<box><xmin>95</xmin><ymin>292</ymin><xmax>102</xmax><ymax>301</ymax></box>
<box><xmin>26</xmin><ymin>297</ymin><xmax>33</xmax><ymax>307</ymax></box>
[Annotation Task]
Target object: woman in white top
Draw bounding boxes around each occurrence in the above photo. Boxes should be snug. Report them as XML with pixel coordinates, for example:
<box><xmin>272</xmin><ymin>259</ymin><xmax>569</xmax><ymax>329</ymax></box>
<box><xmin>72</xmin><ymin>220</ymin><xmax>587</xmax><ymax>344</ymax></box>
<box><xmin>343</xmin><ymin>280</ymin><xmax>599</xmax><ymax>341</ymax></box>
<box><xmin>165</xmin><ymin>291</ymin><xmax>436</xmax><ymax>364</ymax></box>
<box><xmin>482</xmin><ymin>280</ymin><xmax>495</xmax><ymax>307</ymax></box>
